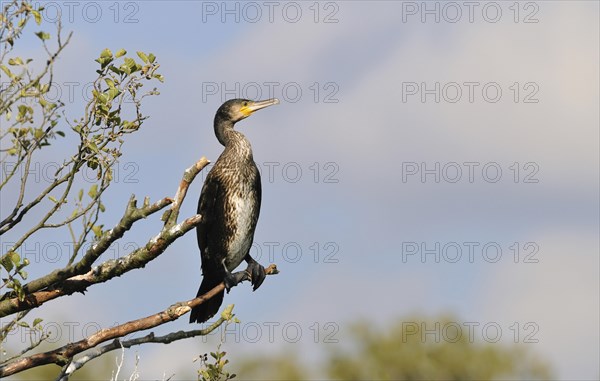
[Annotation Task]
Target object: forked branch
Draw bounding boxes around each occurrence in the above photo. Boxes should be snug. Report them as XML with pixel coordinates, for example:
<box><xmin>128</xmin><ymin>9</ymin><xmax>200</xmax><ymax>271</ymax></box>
<box><xmin>0</xmin><ymin>265</ymin><xmax>279</xmax><ymax>376</ymax></box>
<box><xmin>0</xmin><ymin>158</ymin><xmax>210</xmax><ymax>317</ymax></box>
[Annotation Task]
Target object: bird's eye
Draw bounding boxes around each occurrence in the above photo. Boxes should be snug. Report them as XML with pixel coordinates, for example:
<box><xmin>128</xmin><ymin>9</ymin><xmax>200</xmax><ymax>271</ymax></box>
<box><xmin>243</xmin><ymin>102</ymin><xmax>248</xmax><ymax>107</ymax></box>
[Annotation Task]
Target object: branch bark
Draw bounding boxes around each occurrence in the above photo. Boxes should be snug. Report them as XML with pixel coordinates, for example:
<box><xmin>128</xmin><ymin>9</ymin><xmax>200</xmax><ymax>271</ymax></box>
<box><xmin>0</xmin><ymin>265</ymin><xmax>279</xmax><ymax>377</ymax></box>
<box><xmin>0</xmin><ymin>158</ymin><xmax>210</xmax><ymax>317</ymax></box>
<box><xmin>57</xmin><ymin>306</ymin><xmax>235</xmax><ymax>380</ymax></box>
<box><xmin>0</xmin><ymin>214</ymin><xmax>200</xmax><ymax>315</ymax></box>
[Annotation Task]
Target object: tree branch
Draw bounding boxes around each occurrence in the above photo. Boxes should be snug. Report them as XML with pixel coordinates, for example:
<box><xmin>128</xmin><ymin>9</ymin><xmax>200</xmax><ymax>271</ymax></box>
<box><xmin>57</xmin><ymin>307</ymin><xmax>233</xmax><ymax>380</ymax></box>
<box><xmin>164</xmin><ymin>157</ymin><xmax>210</xmax><ymax>228</ymax></box>
<box><xmin>0</xmin><ymin>196</ymin><xmax>171</xmax><ymax>306</ymax></box>
<box><xmin>0</xmin><ymin>158</ymin><xmax>210</xmax><ymax>316</ymax></box>
<box><xmin>0</xmin><ymin>265</ymin><xmax>279</xmax><ymax>377</ymax></box>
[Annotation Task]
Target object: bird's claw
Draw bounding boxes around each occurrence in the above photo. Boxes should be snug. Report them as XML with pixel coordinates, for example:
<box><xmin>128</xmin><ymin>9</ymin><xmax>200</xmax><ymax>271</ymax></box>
<box><xmin>223</xmin><ymin>270</ymin><xmax>249</xmax><ymax>293</ymax></box>
<box><xmin>246</xmin><ymin>260</ymin><xmax>266</xmax><ymax>291</ymax></box>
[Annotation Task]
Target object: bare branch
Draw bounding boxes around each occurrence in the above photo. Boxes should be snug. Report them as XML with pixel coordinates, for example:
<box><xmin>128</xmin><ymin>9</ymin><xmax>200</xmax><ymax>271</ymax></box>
<box><xmin>0</xmin><ymin>197</ymin><xmax>174</xmax><ymax>315</ymax></box>
<box><xmin>57</xmin><ymin>309</ymin><xmax>232</xmax><ymax>380</ymax></box>
<box><xmin>0</xmin><ymin>196</ymin><xmax>171</xmax><ymax>302</ymax></box>
<box><xmin>0</xmin><ymin>157</ymin><xmax>80</xmax><ymax>236</ymax></box>
<box><xmin>0</xmin><ymin>266</ymin><xmax>279</xmax><ymax>376</ymax></box>
<box><xmin>0</xmin><ymin>157</ymin><xmax>210</xmax><ymax>316</ymax></box>
<box><xmin>164</xmin><ymin>157</ymin><xmax>210</xmax><ymax>228</ymax></box>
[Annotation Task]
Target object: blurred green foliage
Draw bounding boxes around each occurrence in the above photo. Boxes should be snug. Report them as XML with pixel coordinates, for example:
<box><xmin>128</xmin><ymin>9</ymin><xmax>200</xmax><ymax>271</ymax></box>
<box><xmin>234</xmin><ymin>316</ymin><xmax>553</xmax><ymax>380</ymax></box>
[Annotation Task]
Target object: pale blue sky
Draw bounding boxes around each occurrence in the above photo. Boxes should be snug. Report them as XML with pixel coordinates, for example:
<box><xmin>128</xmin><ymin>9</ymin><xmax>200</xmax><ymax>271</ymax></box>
<box><xmin>2</xmin><ymin>1</ymin><xmax>598</xmax><ymax>379</ymax></box>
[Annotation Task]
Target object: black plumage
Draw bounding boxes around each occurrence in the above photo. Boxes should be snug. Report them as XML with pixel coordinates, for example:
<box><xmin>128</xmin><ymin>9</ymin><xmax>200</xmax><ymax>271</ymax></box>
<box><xmin>189</xmin><ymin>98</ymin><xmax>279</xmax><ymax>324</ymax></box>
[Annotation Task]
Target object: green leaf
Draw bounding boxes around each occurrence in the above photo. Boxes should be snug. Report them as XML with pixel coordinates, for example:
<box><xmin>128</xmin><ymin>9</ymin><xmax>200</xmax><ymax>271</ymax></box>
<box><xmin>95</xmin><ymin>49</ymin><xmax>115</xmax><ymax>69</ymax></box>
<box><xmin>136</xmin><ymin>51</ymin><xmax>149</xmax><ymax>63</ymax></box>
<box><xmin>124</xmin><ymin>57</ymin><xmax>136</xmax><ymax>67</ymax></box>
<box><xmin>87</xmin><ymin>140</ymin><xmax>99</xmax><ymax>153</ymax></box>
<box><xmin>32</xmin><ymin>10</ymin><xmax>42</xmax><ymax>25</ymax></box>
<box><xmin>147</xmin><ymin>53</ymin><xmax>156</xmax><ymax>63</ymax></box>
<box><xmin>33</xmin><ymin>128</ymin><xmax>44</xmax><ymax>139</ymax></box>
<box><xmin>56</xmin><ymin>131</ymin><xmax>65</xmax><ymax>137</ymax></box>
<box><xmin>100</xmin><ymin>48</ymin><xmax>113</xmax><ymax>58</ymax></box>
<box><xmin>97</xmin><ymin>104</ymin><xmax>109</xmax><ymax>116</ymax></box>
<box><xmin>108</xmin><ymin>65</ymin><xmax>123</xmax><ymax>75</ymax></box>
<box><xmin>88</xmin><ymin>184</ymin><xmax>98</xmax><ymax>198</ymax></box>
<box><xmin>78</xmin><ymin>189</ymin><xmax>84</xmax><ymax>201</ymax></box>
<box><xmin>48</xmin><ymin>195</ymin><xmax>58</xmax><ymax>203</ymax></box>
<box><xmin>91</xmin><ymin>225</ymin><xmax>103</xmax><ymax>238</ymax></box>
<box><xmin>0</xmin><ymin>65</ymin><xmax>14</xmax><ymax>79</ymax></box>
<box><xmin>122</xmin><ymin>57</ymin><xmax>141</xmax><ymax>74</ymax></box>
<box><xmin>10</xmin><ymin>252</ymin><xmax>20</xmax><ymax>266</ymax></box>
<box><xmin>104</xmin><ymin>78</ymin><xmax>116</xmax><ymax>89</ymax></box>
<box><xmin>96</xmin><ymin>92</ymin><xmax>109</xmax><ymax>104</ymax></box>
<box><xmin>122</xmin><ymin>121</ymin><xmax>139</xmax><ymax>130</ymax></box>
<box><xmin>119</xmin><ymin>64</ymin><xmax>131</xmax><ymax>75</ymax></box>
<box><xmin>115</xmin><ymin>48</ymin><xmax>127</xmax><ymax>58</ymax></box>
<box><xmin>8</xmin><ymin>57</ymin><xmax>23</xmax><ymax>66</ymax></box>
<box><xmin>35</xmin><ymin>31</ymin><xmax>50</xmax><ymax>41</ymax></box>
<box><xmin>95</xmin><ymin>57</ymin><xmax>110</xmax><ymax>68</ymax></box>
<box><xmin>1</xmin><ymin>255</ymin><xmax>14</xmax><ymax>272</ymax></box>
<box><xmin>18</xmin><ymin>270</ymin><xmax>28</xmax><ymax>280</ymax></box>
<box><xmin>17</xmin><ymin>105</ymin><xmax>32</xmax><ymax>121</ymax></box>
<box><xmin>33</xmin><ymin>318</ymin><xmax>43</xmax><ymax>326</ymax></box>
<box><xmin>107</xmin><ymin>88</ymin><xmax>120</xmax><ymax>101</ymax></box>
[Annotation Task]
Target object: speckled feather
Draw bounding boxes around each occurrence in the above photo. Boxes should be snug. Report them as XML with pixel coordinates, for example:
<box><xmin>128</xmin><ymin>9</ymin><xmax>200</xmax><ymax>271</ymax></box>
<box><xmin>196</xmin><ymin>129</ymin><xmax>261</xmax><ymax>278</ymax></box>
<box><xmin>190</xmin><ymin>99</ymin><xmax>277</xmax><ymax>324</ymax></box>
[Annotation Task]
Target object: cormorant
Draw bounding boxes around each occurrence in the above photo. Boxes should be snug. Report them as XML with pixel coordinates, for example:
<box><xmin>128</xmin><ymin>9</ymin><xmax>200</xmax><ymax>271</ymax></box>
<box><xmin>189</xmin><ymin>98</ymin><xmax>279</xmax><ymax>324</ymax></box>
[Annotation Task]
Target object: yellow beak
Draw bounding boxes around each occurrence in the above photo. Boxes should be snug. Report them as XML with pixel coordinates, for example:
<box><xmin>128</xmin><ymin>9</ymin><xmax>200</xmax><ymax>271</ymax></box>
<box><xmin>241</xmin><ymin>98</ymin><xmax>280</xmax><ymax>117</ymax></box>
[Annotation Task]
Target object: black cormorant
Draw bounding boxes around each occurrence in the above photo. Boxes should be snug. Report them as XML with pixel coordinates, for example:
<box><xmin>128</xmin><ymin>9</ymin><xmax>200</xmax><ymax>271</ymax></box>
<box><xmin>189</xmin><ymin>98</ymin><xmax>279</xmax><ymax>324</ymax></box>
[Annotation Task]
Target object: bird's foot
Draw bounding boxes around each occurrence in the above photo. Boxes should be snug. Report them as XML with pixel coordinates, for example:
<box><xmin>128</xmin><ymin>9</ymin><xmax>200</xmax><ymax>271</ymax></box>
<box><xmin>245</xmin><ymin>259</ymin><xmax>266</xmax><ymax>291</ymax></box>
<box><xmin>223</xmin><ymin>270</ymin><xmax>250</xmax><ymax>293</ymax></box>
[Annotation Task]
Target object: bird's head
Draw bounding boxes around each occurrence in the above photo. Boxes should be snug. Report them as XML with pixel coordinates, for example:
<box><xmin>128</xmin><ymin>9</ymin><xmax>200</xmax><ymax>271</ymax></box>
<box><xmin>216</xmin><ymin>98</ymin><xmax>280</xmax><ymax>124</ymax></box>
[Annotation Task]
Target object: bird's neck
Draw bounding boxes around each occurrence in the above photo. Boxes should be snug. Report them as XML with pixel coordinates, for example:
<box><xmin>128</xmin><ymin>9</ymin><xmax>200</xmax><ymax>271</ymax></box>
<box><xmin>214</xmin><ymin>115</ymin><xmax>234</xmax><ymax>146</ymax></box>
<box><xmin>214</xmin><ymin>117</ymin><xmax>254</xmax><ymax>160</ymax></box>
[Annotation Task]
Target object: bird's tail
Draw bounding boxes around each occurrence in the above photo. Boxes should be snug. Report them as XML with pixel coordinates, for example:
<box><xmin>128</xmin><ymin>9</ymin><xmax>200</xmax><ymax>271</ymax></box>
<box><xmin>189</xmin><ymin>276</ymin><xmax>224</xmax><ymax>324</ymax></box>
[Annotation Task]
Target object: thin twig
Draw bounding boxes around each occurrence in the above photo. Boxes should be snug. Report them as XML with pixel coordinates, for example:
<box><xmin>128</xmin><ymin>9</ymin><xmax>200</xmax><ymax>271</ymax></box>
<box><xmin>57</xmin><ymin>311</ymin><xmax>232</xmax><ymax>380</ymax></box>
<box><xmin>0</xmin><ymin>265</ymin><xmax>278</xmax><ymax>376</ymax></box>
<box><xmin>0</xmin><ymin>158</ymin><xmax>210</xmax><ymax>315</ymax></box>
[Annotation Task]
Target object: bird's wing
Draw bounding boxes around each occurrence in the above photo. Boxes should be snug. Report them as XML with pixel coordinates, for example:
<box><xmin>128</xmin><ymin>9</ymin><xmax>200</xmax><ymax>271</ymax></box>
<box><xmin>252</xmin><ymin>165</ymin><xmax>262</xmax><ymax>226</ymax></box>
<box><xmin>197</xmin><ymin>170</ymin><xmax>229</xmax><ymax>273</ymax></box>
